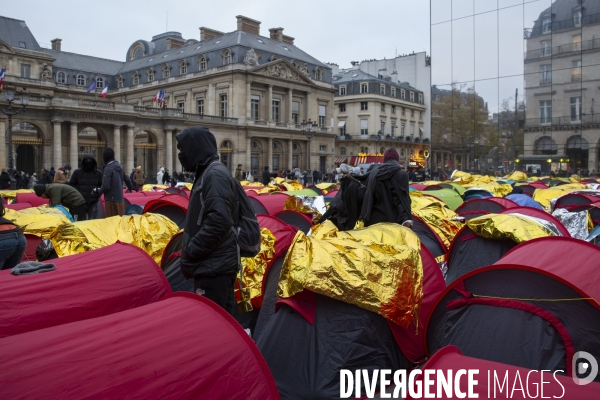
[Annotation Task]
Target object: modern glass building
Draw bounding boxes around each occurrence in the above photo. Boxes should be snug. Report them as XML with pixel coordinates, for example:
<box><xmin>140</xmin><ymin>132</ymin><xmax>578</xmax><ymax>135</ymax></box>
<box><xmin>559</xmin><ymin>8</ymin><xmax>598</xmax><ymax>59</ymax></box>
<box><xmin>430</xmin><ymin>0</ymin><xmax>599</xmax><ymax>175</ymax></box>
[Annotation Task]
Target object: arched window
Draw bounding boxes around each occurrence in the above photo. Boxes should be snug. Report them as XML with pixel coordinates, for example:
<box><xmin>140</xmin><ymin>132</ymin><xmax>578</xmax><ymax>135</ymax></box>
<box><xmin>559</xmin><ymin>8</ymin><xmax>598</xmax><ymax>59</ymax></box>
<box><xmin>147</xmin><ymin>68</ymin><xmax>155</xmax><ymax>82</ymax></box>
<box><xmin>220</xmin><ymin>140</ymin><xmax>233</xmax><ymax>169</ymax></box>
<box><xmin>198</xmin><ymin>55</ymin><xmax>207</xmax><ymax>71</ymax></box>
<box><xmin>56</xmin><ymin>71</ymin><xmax>66</xmax><ymax>83</ymax></box>
<box><xmin>314</xmin><ymin>67</ymin><xmax>323</xmax><ymax>81</ymax></box>
<box><xmin>179</xmin><ymin>60</ymin><xmax>188</xmax><ymax>75</ymax></box>
<box><xmin>340</xmin><ymin>147</ymin><xmax>347</xmax><ymax>155</ymax></box>
<box><xmin>116</xmin><ymin>76</ymin><xmax>123</xmax><ymax>88</ymax></box>
<box><xmin>534</xmin><ymin>136</ymin><xmax>558</xmax><ymax>155</ymax></box>
<box><xmin>269</xmin><ymin>55</ymin><xmax>279</xmax><ymax>62</ymax></box>
<box><xmin>132</xmin><ymin>72</ymin><xmax>139</xmax><ymax>85</ymax></box>
<box><xmin>131</xmin><ymin>45</ymin><xmax>144</xmax><ymax>60</ymax></box>
<box><xmin>162</xmin><ymin>64</ymin><xmax>170</xmax><ymax>79</ymax></box>
<box><xmin>222</xmin><ymin>49</ymin><xmax>231</xmax><ymax>65</ymax></box>
<box><xmin>76</xmin><ymin>74</ymin><xmax>85</xmax><ymax>86</ymax></box>
<box><xmin>96</xmin><ymin>77</ymin><xmax>104</xmax><ymax>89</ymax></box>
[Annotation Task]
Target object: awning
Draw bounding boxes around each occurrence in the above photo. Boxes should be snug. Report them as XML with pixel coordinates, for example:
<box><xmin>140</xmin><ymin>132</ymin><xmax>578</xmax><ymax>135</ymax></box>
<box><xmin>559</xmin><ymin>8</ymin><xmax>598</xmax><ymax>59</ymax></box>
<box><xmin>337</xmin><ymin>121</ymin><xmax>346</xmax><ymax>127</ymax></box>
<box><xmin>334</xmin><ymin>156</ymin><xmax>347</xmax><ymax>164</ymax></box>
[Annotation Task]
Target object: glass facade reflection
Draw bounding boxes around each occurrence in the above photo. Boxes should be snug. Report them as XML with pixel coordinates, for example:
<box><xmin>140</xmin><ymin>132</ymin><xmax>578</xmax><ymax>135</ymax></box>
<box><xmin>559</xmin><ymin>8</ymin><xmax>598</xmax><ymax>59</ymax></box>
<box><xmin>431</xmin><ymin>0</ymin><xmax>599</xmax><ymax>175</ymax></box>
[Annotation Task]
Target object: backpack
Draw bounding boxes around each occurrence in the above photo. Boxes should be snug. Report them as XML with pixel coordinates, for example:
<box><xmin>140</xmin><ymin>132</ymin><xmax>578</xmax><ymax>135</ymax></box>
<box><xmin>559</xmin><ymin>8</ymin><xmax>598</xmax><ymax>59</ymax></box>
<box><xmin>200</xmin><ymin>162</ymin><xmax>261</xmax><ymax>258</ymax></box>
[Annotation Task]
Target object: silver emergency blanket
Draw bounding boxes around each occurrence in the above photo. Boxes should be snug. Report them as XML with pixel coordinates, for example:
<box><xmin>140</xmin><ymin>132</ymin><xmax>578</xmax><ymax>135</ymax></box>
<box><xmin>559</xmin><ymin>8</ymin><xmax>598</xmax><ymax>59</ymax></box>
<box><xmin>508</xmin><ymin>213</ymin><xmax>562</xmax><ymax>237</ymax></box>
<box><xmin>551</xmin><ymin>208</ymin><xmax>591</xmax><ymax>240</ymax></box>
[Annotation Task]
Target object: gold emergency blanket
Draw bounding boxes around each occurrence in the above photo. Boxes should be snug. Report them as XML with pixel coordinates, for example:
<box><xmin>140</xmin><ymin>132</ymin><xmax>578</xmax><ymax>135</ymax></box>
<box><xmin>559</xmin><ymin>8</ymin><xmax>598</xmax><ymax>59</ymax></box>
<box><xmin>278</xmin><ymin>222</ymin><xmax>423</xmax><ymax>327</ymax></box>
<box><xmin>49</xmin><ymin>213</ymin><xmax>181</xmax><ymax>264</ymax></box>
<box><xmin>507</xmin><ymin>171</ymin><xmax>528</xmax><ymax>181</ymax></box>
<box><xmin>413</xmin><ymin>202</ymin><xmax>463</xmax><ymax>250</ymax></box>
<box><xmin>4</xmin><ymin>207</ymin><xmax>72</xmax><ymax>237</ymax></box>
<box><xmin>467</xmin><ymin>214</ymin><xmax>556</xmax><ymax>244</ymax></box>
<box><xmin>315</xmin><ymin>183</ymin><xmax>339</xmax><ymax>194</ymax></box>
<box><xmin>141</xmin><ymin>184</ymin><xmax>169</xmax><ymax>191</ymax></box>
<box><xmin>240</xmin><ymin>181</ymin><xmax>264</xmax><ymax>187</ymax></box>
<box><xmin>235</xmin><ymin>228</ymin><xmax>277</xmax><ymax>312</ymax></box>
<box><xmin>281</xmin><ymin>180</ymin><xmax>304</xmax><ymax>192</ymax></box>
<box><xmin>0</xmin><ymin>189</ymin><xmax>33</xmax><ymax>203</ymax></box>
<box><xmin>257</xmin><ymin>184</ymin><xmax>280</xmax><ymax>194</ymax></box>
<box><xmin>570</xmin><ymin>174</ymin><xmax>581</xmax><ymax>183</ymax></box>
<box><xmin>411</xmin><ymin>192</ymin><xmax>446</xmax><ymax>211</ymax></box>
<box><xmin>284</xmin><ymin>196</ymin><xmax>324</xmax><ymax>222</ymax></box>
<box><xmin>532</xmin><ymin>185</ymin><xmax>588</xmax><ymax>211</ymax></box>
<box><xmin>463</xmin><ymin>182</ymin><xmax>513</xmax><ymax>197</ymax></box>
<box><xmin>451</xmin><ymin>171</ymin><xmax>473</xmax><ymax>184</ymax></box>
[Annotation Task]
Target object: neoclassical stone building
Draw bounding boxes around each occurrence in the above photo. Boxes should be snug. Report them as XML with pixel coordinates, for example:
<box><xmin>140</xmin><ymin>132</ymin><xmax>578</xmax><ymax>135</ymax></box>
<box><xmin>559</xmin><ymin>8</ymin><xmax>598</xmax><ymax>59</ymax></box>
<box><xmin>0</xmin><ymin>15</ymin><xmax>335</xmax><ymax>179</ymax></box>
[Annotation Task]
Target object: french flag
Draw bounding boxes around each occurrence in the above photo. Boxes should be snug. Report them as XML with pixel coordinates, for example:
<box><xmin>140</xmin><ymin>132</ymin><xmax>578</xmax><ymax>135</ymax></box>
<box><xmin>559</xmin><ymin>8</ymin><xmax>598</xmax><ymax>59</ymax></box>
<box><xmin>0</xmin><ymin>67</ymin><xmax>5</xmax><ymax>88</ymax></box>
<box><xmin>153</xmin><ymin>88</ymin><xmax>165</xmax><ymax>104</ymax></box>
<box><xmin>100</xmin><ymin>85</ymin><xmax>108</xmax><ymax>98</ymax></box>
<box><xmin>86</xmin><ymin>81</ymin><xmax>97</xmax><ymax>94</ymax></box>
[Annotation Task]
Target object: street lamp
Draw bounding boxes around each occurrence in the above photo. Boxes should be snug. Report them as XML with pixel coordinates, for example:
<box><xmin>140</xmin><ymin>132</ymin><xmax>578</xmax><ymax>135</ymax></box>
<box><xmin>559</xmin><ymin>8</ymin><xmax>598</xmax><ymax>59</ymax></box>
<box><xmin>301</xmin><ymin>119</ymin><xmax>317</xmax><ymax>181</ymax></box>
<box><xmin>0</xmin><ymin>88</ymin><xmax>29</xmax><ymax>189</ymax></box>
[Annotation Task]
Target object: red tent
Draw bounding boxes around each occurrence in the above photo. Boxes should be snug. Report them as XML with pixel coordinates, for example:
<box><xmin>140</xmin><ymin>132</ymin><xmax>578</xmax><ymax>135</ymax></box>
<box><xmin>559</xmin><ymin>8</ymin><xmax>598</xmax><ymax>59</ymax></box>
<box><xmin>249</xmin><ymin>194</ymin><xmax>288</xmax><ymax>215</ymax></box>
<box><xmin>257</xmin><ymin>214</ymin><xmax>298</xmax><ymax>258</ymax></box>
<box><xmin>455</xmin><ymin>197</ymin><xmax>518</xmax><ymax>216</ymax></box>
<box><xmin>410</xmin><ymin>183</ymin><xmax>427</xmax><ymax>191</ymax></box>
<box><xmin>143</xmin><ymin>194</ymin><xmax>190</xmax><ymax>228</ymax></box>
<box><xmin>408</xmin><ymin>346</ymin><xmax>599</xmax><ymax>399</ymax></box>
<box><xmin>555</xmin><ymin>192</ymin><xmax>600</xmax><ymax>209</ymax></box>
<box><xmin>14</xmin><ymin>192</ymin><xmax>49</xmax><ymax>207</ymax></box>
<box><xmin>496</xmin><ymin>236</ymin><xmax>600</xmax><ymax>304</ymax></box>
<box><xmin>500</xmin><ymin>207</ymin><xmax>571</xmax><ymax>237</ymax></box>
<box><xmin>6</xmin><ymin>202</ymin><xmax>33</xmax><ymax>211</ymax></box>
<box><xmin>20</xmin><ymin>234</ymin><xmax>42</xmax><ymax>262</ymax></box>
<box><xmin>0</xmin><ymin>243</ymin><xmax>170</xmax><ymax>338</ymax></box>
<box><xmin>0</xmin><ymin>293</ymin><xmax>280</xmax><ymax>400</ymax></box>
<box><xmin>273</xmin><ymin>210</ymin><xmax>313</xmax><ymax>233</ymax></box>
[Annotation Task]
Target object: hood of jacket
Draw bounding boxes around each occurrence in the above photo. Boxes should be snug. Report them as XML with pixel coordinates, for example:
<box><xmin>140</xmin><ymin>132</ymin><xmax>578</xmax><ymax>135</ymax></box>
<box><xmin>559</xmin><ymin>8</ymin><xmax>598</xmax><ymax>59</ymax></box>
<box><xmin>175</xmin><ymin>126</ymin><xmax>217</xmax><ymax>170</ymax></box>
<box><xmin>106</xmin><ymin>160</ymin><xmax>124</xmax><ymax>174</ymax></box>
<box><xmin>81</xmin><ymin>153</ymin><xmax>98</xmax><ymax>171</ymax></box>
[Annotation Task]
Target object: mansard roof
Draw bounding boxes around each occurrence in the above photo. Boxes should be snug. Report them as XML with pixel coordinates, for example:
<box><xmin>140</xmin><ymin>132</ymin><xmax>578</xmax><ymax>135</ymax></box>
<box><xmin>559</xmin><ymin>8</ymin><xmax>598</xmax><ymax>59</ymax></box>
<box><xmin>0</xmin><ymin>16</ymin><xmax>41</xmax><ymax>51</ymax></box>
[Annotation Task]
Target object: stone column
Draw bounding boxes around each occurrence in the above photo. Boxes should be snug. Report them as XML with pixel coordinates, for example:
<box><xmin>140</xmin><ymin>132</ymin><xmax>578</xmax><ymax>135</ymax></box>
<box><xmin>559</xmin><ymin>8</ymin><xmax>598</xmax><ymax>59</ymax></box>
<box><xmin>267</xmin><ymin>137</ymin><xmax>273</xmax><ymax>171</ymax></box>
<box><xmin>305</xmin><ymin>91</ymin><xmax>311</xmax><ymax>122</ymax></box>
<box><xmin>186</xmin><ymin>89</ymin><xmax>192</xmax><ymax>113</ymax></box>
<box><xmin>267</xmin><ymin>85</ymin><xmax>273</xmax><ymax>121</ymax></box>
<box><xmin>165</xmin><ymin>129</ymin><xmax>173</xmax><ymax>174</ymax></box>
<box><xmin>69</xmin><ymin>122</ymin><xmax>78</xmax><ymax>169</ymax></box>
<box><xmin>287</xmin><ymin>88</ymin><xmax>293</xmax><ymax>123</ymax></box>
<box><xmin>246</xmin><ymin>81</ymin><xmax>252</xmax><ymax>120</ymax></box>
<box><xmin>207</xmin><ymin>83</ymin><xmax>216</xmax><ymax>115</ymax></box>
<box><xmin>127</xmin><ymin>125</ymin><xmax>135</xmax><ymax>172</ymax></box>
<box><xmin>52</xmin><ymin>120</ymin><xmax>62</xmax><ymax>169</ymax></box>
<box><xmin>113</xmin><ymin>125</ymin><xmax>122</xmax><ymax>162</ymax></box>
<box><xmin>158</xmin><ymin>130</ymin><xmax>166</xmax><ymax>172</ymax></box>
<box><xmin>0</xmin><ymin>119</ymin><xmax>5</xmax><ymax>170</ymax></box>
<box><xmin>589</xmin><ymin>146</ymin><xmax>598</xmax><ymax>172</ymax></box>
<box><xmin>246</xmin><ymin>137</ymin><xmax>252</xmax><ymax>177</ymax></box>
<box><xmin>288</xmin><ymin>139</ymin><xmax>293</xmax><ymax>170</ymax></box>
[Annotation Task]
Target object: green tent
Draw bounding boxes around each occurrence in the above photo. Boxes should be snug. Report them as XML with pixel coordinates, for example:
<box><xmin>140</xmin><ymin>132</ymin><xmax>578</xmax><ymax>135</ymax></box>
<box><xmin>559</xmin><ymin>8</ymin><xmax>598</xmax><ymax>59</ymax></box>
<box><xmin>423</xmin><ymin>188</ymin><xmax>464</xmax><ymax>211</ymax></box>
<box><xmin>279</xmin><ymin>189</ymin><xmax>319</xmax><ymax>197</ymax></box>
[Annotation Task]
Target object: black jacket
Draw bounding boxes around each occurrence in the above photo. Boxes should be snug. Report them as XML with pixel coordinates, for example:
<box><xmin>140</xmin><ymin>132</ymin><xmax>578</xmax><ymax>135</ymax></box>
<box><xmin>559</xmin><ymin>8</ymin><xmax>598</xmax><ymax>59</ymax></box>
<box><xmin>38</xmin><ymin>173</ymin><xmax>51</xmax><ymax>185</ymax></box>
<box><xmin>69</xmin><ymin>154</ymin><xmax>103</xmax><ymax>205</ymax></box>
<box><xmin>362</xmin><ymin>160</ymin><xmax>411</xmax><ymax>226</ymax></box>
<box><xmin>176</xmin><ymin>126</ymin><xmax>240</xmax><ymax>279</ymax></box>
<box><xmin>261</xmin><ymin>169</ymin><xmax>270</xmax><ymax>186</ymax></box>
<box><xmin>0</xmin><ymin>172</ymin><xmax>10</xmax><ymax>189</ymax></box>
<box><xmin>98</xmin><ymin>159</ymin><xmax>132</xmax><ymax>202</ymax></box>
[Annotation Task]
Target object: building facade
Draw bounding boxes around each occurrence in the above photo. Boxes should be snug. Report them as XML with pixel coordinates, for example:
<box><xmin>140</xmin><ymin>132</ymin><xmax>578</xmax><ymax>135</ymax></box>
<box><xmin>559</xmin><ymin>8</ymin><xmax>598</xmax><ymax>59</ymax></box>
<box><xmin>523</xmin><ymin>0</ymin><xmax>599</xmax><ymax>174</ymax></box>
<box><xmin>330</xmin><ymin>66</ymin><xmax>428</xmax><ymax>169</ymax></box>
<box><xmin>430</xmin><ymin>0</ymin><xmax>599</xmax><ymax>175</ymax></box>
<box><xmin>0</xmin><ymin>15</ymin><xmax>336</xmax><ymax>179</ymax></box>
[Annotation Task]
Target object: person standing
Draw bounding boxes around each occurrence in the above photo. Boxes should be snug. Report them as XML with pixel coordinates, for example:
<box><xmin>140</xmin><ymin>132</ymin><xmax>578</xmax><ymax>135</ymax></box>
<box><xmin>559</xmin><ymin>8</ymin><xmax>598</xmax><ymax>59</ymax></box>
<box><xmin>361</xmin><ymin>149</ymin><xmax>412</xmax><ymax>228</ymax></box>
<box><xmin>93</xmin><ymin>148</ymin><xmax>133</xmax><ymax>218</ymax></box>
<box><xmin>34</xmin><ymin>183</ymin><xmax>87</xmax><ymax>221</ymax></box>
<box><xmin>176</xmin><ymin>126</ymin><xmax>240</xmax><ymax>314</ymax></box>
<box><xmin>157</xmin><ymin>167</ymin><xmax>165</xmax><ymax>185</ymax></box>
<box><xmin>162</xmin><ymin>168</ymin><xmax>171</xmax><ymax>186</ymax></box>
<box><xmin>0</xmin><ymin>170</ymin><xmax>10</xmax><ymax>189</ymax></box>
<box><xmin>69</xmin><ymin>154</ymin><xmax>103</xmax><ymax>220</ymax></box>
<box><xmin>0</xmin><ymin>196</ymin><xmax>26</xmax><ymax>270</ymax></box>
<box><xmin>133</xmin><ymin>166</ymin><xmax>146</xmax><ymax>191</ymax></box>
<box><xmin>261</xmin><ymin>165</ymin><xmax>270</xmax><ymax>186</ymax></box>
<box><xmin>53</xmin><ymin>164</ymin><xmax>71</xmax><ymax>184</ymax></box>
<box><xmin>235</xmin><ymin>164</ymin><xmax>243</xmax><ymax>181</ymax></box>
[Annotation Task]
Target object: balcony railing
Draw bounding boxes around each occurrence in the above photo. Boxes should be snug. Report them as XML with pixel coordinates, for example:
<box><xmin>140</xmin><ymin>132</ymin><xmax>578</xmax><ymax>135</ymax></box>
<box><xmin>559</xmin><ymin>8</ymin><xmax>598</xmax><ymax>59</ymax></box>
<box><xmin>525</xmin><ymin>38</ymin><xmax>600</xmax><ymax>60</ymax></box>
<box><xmin>184</xmin><ymin>113</ymin><xmax>238</xmax><ymax>125</ymax></box>
<box><xmin>523</xmin><ymin>114</ymin><xmax>600</xmax><ymax>128</ymax></box>
<box><xmin>80</xmin><ymin>99</ymin><xmax>115</xmax><ymax>109</ymax></box>
<box><xmin>525</xmin><ymin>13</ymin><xmax>600</xmax><ymax>39</ymax></box>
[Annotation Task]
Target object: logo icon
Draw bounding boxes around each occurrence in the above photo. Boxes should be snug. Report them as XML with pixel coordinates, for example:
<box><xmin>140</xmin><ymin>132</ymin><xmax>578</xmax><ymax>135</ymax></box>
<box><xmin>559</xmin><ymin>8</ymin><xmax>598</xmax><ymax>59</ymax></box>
<box><xmin>572</xmin><ymin>351</ymin><xmax>598</xmax><ymax>385</ymax></box>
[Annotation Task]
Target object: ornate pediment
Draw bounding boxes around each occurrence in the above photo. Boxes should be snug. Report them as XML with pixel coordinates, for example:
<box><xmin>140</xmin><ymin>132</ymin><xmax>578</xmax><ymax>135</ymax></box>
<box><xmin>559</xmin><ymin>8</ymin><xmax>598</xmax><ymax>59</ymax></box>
<box><xmin>251</xmin><ymin>59</ymin><xmax>314</xmax><ymax>85</ymax></box>
<box><xmin>0</xmin><ymin>39</ymin><xmax>17</xmax><ymax>55</ymax></box>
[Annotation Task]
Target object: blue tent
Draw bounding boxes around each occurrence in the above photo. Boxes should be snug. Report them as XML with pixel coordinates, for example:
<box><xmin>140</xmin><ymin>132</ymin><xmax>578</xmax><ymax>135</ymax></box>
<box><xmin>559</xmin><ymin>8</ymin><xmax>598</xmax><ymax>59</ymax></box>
<box><xmin>506</xmin><ymin>194</ymin><xmax>543</xmax><ymax>210</ymax></box>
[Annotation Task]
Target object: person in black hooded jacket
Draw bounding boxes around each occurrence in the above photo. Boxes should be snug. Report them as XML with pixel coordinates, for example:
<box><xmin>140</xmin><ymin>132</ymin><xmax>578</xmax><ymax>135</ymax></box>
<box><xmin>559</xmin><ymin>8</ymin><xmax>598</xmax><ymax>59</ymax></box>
<box><xmin>176</xmin><ymin>126</ymin><xmax>240</xmax><ymax>313</ymax></box>
<box><xmin>69</xmin><ymin>154</ymin><xmax>103</xmax><ymax>220</ymax></box>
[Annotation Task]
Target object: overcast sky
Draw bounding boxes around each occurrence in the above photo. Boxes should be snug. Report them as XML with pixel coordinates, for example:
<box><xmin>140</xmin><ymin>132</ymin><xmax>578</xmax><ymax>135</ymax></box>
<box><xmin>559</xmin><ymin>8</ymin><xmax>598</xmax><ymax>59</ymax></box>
<box><xmin>8</xmin><ymin>0</ymin><xmax>430</xmax><ymax>69</ymax></box>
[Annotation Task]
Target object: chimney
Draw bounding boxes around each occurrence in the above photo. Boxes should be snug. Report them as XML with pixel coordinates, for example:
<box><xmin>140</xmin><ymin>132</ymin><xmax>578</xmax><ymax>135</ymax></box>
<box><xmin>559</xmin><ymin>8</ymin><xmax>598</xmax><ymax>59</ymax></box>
<box><xmin>269</xmin><ymin>28</ymin><xmax>284</xmax><ymax>41</ymax></box>
<box><xmin>51</xmin><ymin>38</ymin><xmax>62</xmax><ymax>51</ymax></box>
<box><xmin>282</xmin><ymin>35</ymin><xmax>295</xmax><ymax>45</ymax></box>
<box><xmin>199</xmin><ymin>27</ymin><xmax>225</xmax><ymax>41</ymax></box>
<box><xmin>236</xmin><ymin>15</ymin><xmax>261</xmax><ymax>35</ymax></box>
